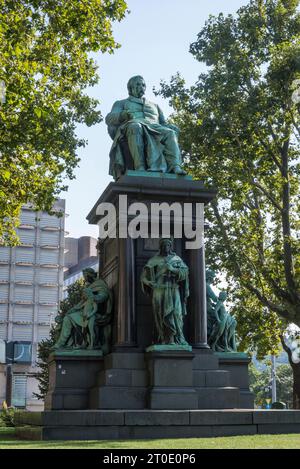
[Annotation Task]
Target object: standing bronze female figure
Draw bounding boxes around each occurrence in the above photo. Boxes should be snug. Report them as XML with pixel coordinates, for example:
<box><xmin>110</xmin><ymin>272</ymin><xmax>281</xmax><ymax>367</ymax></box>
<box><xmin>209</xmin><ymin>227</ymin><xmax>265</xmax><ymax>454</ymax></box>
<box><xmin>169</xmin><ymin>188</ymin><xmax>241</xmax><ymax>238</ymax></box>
<box><xmin>141</xmin><ymin>238</ymin><xmax>190</xmax><ymax>346</ymax></box>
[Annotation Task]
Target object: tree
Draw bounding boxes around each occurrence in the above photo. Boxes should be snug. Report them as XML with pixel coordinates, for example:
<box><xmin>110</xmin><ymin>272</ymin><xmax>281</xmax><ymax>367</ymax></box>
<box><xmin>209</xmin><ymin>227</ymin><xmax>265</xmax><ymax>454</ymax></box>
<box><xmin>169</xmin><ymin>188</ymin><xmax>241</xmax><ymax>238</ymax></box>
<box><xmin>157</xmin><ymin>0</ymin><xmax>300</xmax><ymax>406</ymax></box>
<box><xmin>0</xmin><ymin>0</ymin><xmax>128</xmax><ymax>244</ymax></box>
<box><xmin>281</xmin><ymin>329</ymin><xmax>300</xmax><ymax>408</ymax></box>
<box><xmin>249</xmin><ymin>362</ymin><xmax>293</xmax><ymax>407</ymax></box>
<box><xmin>231</xmin><ymin>288</ymin><xmax>285</xmax><ymax>359</ymax></box>
<box><xmin>34</xmin><ymin>279</ymin><xmax>85</xmax><ymax>400</ymax></box>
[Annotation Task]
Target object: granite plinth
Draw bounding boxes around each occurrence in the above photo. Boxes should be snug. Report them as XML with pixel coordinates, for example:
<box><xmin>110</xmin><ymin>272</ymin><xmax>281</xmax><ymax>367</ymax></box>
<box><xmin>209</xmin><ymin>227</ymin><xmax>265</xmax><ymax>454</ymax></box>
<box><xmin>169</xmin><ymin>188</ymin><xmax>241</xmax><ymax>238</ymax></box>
<box><xmin>146</xmin><ymin>350</ymin><xmax>198</xmax><ymax>409</ymax></box>
<box><xmin>15</xmin><ymin>409</ymin><xmax>300</xmax><ymax>440</ymax></box>
<box><xmin>45</xmin><ymin>353</ymin><xmax>104</xmax><ymax>411</ymax></box>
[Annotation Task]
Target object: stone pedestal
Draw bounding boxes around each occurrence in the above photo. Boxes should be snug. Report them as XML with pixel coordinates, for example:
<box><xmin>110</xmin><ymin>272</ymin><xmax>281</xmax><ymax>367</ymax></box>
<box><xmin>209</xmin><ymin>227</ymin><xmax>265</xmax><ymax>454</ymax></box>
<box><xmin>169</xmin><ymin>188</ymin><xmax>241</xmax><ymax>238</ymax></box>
<box><xmin>216</xmin><ymin>352</ymin><xmax>254</xmax><ymax>408</ymax></box>
<box><xmin>45</xmin><ymin>351</ymin><xmax>103</xmax><ymax>410</ymax></box>
<box><xmin>87</xmin><ymin>172</ymin><xmax>216</xmax><ymax>351</ymax></box>
<box><xmin>146</xmin><ymin>349</ymin><xmax>198</xmax><ymax>409</ymax></box>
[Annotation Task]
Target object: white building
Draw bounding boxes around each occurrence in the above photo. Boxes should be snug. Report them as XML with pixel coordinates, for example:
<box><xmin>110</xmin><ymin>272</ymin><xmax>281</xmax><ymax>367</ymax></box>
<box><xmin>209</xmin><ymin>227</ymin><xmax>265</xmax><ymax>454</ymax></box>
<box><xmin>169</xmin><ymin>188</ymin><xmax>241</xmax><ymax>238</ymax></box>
<box><xmin>0</xmin><ymin>200</ymin><xmax>65</xmax><ymax>410</ymax></box>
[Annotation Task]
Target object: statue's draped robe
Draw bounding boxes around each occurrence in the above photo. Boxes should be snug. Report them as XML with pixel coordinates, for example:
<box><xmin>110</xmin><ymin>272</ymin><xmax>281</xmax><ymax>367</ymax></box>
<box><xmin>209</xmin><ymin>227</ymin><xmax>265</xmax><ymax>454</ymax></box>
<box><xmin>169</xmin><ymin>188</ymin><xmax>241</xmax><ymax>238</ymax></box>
<box><xmin>106</xmin><ymin>96</ymin><xmax>180</xmax><ymax>179</ymax></box>
<box><xmin>141</xmin><ymin>253</ymin><xmax>189</xmax><ymax>345</ymax></box>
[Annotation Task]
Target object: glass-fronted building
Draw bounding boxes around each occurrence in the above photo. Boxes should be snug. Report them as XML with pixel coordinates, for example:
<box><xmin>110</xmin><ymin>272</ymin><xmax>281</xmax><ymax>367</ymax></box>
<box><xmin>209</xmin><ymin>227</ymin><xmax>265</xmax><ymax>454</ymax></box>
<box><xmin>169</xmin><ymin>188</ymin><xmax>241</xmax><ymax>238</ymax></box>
<box><xmin>0</xmin><ymin>200</ymin><xmax>65</xmax><ymax>410</ymax></box>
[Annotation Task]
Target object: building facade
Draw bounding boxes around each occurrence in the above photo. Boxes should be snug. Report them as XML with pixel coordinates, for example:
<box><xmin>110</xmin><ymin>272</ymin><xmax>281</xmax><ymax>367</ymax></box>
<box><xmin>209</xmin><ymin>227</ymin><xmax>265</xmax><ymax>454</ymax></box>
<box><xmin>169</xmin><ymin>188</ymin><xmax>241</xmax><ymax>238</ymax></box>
<box><xmin>0</xmin><ymin>200</ymin><xmax>65</xmax><ymax>410</ymax></box>
<box><xmin>64</xmin><ymin>236</ymin><xmax>98</xmax><ymax>268</ymax></box>
<box><xmin>64</xmin><ymin>236</ymin><xmax>98</xmax><ymax>294</ymax></box>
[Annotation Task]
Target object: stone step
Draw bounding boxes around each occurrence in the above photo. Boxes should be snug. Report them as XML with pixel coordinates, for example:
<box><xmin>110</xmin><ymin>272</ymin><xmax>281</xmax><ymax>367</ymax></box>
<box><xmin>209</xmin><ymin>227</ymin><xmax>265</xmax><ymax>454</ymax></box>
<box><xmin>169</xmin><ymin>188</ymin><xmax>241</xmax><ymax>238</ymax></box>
<box><xmin>195</xmin><ymin>387</ymin><xmax>240</xmax><ymax>409</ymax></box>
<box><xmin>38</xmin><ymin>424</ymin><xmax>257</xmax><ymax>440</ymax></box>
<box><xmin>96</xmin><ymin>369</ymin><xmax>148</xmax><ymax>387</ymax></box>
<box><xmin>89</xmin><ymin>384</ymin><xmax>240</xmax><ymax>411</ymax></box>
<box><xmin>15</xmin><ymin>409</ymin><xmax>300</xmax><ymax>428</ymax></box>
<box><xmin>15</xmin><ymin>409</ymin><xmax>300</xmax><ymax>440</ymax></box>
<box><xmin>89</xmin><ymin>386</ymin><xmax>147</xmax><ymax>410</ymax></box>
<box><xmin>193</xmin><ymin>370</ymin><xmax>230</xmax><ymax>387</ymax></box>
<box><xmin>148</xmin><ymin>388</ymin><xmax>198</xmax><ymax>410</ymax></box>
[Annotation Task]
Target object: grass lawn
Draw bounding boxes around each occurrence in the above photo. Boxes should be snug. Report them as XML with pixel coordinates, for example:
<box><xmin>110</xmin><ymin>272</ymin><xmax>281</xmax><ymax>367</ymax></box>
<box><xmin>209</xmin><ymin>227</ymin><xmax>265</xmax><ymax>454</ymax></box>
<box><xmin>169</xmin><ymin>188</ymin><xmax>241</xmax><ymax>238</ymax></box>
<box><xmin>1</xmin><ymin>427</ymin><xmax>300</xmax><ymax>449</ymax></box>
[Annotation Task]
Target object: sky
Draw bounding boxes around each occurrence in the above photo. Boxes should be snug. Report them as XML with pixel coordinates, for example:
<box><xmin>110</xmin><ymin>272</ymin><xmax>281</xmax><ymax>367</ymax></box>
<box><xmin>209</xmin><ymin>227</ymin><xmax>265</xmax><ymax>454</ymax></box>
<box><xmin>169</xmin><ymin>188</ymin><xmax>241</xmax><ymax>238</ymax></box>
<box><xmin>62</xmin><ymin>0</ymin><xmax>250</xmax><ymax>239</ymax></box>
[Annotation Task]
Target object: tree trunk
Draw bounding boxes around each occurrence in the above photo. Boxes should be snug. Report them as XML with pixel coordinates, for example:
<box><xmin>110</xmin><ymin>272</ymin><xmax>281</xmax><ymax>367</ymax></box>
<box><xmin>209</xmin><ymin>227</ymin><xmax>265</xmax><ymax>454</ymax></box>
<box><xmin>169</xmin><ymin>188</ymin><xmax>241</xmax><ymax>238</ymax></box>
<box><xmin>280</xmin><ymin>335</ymin><xmax>300</xmax><ymax>409</ymax></box>
<box><xmin>292</xmin><ymin>362</ymin><xmax>300</xmax><ymax>409</ymax></box>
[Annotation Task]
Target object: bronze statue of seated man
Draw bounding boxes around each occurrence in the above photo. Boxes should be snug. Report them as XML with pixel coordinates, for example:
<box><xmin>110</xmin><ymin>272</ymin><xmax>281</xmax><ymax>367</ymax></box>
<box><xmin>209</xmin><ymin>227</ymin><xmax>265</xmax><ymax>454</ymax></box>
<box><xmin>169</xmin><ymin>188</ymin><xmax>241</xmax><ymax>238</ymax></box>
<box><xmin>106</xmin><ymin>75</ymin><xmax>186</xmax><ymax>180</ymax></box>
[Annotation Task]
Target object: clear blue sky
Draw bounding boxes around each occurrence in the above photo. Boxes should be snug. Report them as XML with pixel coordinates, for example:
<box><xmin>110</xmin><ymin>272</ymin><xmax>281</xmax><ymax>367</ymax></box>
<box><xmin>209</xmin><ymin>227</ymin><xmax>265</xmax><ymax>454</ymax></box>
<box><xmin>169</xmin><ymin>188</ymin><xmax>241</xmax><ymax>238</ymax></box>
<box><xmin>62</xmin><ymin>0</ymin><xmax>249</xmax><ymax>239</ymax></box>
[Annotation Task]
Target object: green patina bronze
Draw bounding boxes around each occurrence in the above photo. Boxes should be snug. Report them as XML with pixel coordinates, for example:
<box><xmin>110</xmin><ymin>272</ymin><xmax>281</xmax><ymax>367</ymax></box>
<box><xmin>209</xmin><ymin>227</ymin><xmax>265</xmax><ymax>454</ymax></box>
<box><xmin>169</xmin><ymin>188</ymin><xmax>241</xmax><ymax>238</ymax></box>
<box><xmin>141</xmin><ymin>238</ymin><xmax>190</xmax><ymax>348</ymax></box>
<box><xmin>125</xmin><ymin>169</ymin><xmax>193</xmax><ymax>180</ymax></box>
<box><xmin>146</xmin><ymin>344</ymin><xmax>192</xmax><ymax>352</ymax></box>
<box><xmin>53</xmin><ymin>268</ymin><xmax>113</xmax><ymax>354</ymax></box>
<box><xmin>206</xmin><ymin>269</ymin><xmax>237</xmax><ymax>353</ymax></box>
<box><xmin>106</xmin><ymin>76</ymin><xmax>186</xmax><ymax>180</ymax></box>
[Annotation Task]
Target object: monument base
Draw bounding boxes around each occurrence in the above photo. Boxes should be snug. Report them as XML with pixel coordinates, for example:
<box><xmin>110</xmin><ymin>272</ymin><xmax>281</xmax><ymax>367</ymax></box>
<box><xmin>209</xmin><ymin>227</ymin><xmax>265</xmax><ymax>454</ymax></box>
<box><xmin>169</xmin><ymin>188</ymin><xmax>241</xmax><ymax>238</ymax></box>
<box><xmin>45</xmin><ymin>350</ymin><xmax>253</xmax><ymax>411</ymax></box>
<box><xmin>16</xmin><ymin>350</ymin><xmax>272</xmax><ymax>441</ymax></box>
<box><xmin>15</xmin><ymin>409</ymin><xmax>300</xmax><ymax>440</ymax></box>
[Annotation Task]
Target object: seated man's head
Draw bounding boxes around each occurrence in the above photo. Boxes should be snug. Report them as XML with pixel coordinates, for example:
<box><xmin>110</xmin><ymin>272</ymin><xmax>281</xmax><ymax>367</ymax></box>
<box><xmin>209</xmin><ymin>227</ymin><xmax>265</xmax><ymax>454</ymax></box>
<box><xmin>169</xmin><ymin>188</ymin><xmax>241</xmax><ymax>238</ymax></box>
<box><xmin>82</xmin><ymin>268</ymin><xmax>97</xmax><ymax>283</ymax></box>
<box><xmin>127</xmin><ymin>75</ymin><xmax>146</xmax><ymax>99</ymax></box>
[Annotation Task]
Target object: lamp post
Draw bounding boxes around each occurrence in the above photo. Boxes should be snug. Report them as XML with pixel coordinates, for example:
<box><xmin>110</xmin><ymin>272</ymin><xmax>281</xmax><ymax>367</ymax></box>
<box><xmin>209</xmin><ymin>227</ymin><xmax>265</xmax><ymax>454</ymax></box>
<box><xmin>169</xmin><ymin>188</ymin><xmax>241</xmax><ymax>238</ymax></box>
<box><xmin>271</xmin><ymin>355</ymin><xmax>277</xmax><ymax>403</ymax></box>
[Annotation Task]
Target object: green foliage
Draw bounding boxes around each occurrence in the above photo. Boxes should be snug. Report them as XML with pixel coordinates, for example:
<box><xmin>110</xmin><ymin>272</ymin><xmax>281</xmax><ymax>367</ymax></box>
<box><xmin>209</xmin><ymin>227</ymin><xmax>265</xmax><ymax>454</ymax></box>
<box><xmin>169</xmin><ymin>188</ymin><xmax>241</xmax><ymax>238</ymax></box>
<box><xmin>32</xmin><ymin>322</ymin><xmax>58</xmax><ymax>401</ymax></box>
<box><xmin>233</xmin><ymin>287</ymin><xmax>285</xmax><ymax>358</ymax></box>
<box><xmin>34</xmin><ymin>279</ymin><xmax>85</xmax><ymax>400</ymax></box>
<box><xmin>0</xmin><ymin>0</ymin><xmax>128</xmax><ymax>244</ymax></box>
<box><xmin>157</xmin><ymin>0</ymin><xmax>300</xmax><ymax>357</ymax></box>
<box><xmin>249</xmin><ymin>362</ymin><xmax>293</xmax><ymax>407</ymax></box>
<box><xmin>0</xmin><ymin>403</ymin><xmax>21</xmax><ymax>427</ymax></box>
